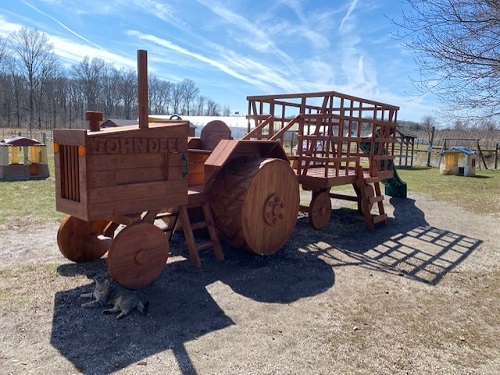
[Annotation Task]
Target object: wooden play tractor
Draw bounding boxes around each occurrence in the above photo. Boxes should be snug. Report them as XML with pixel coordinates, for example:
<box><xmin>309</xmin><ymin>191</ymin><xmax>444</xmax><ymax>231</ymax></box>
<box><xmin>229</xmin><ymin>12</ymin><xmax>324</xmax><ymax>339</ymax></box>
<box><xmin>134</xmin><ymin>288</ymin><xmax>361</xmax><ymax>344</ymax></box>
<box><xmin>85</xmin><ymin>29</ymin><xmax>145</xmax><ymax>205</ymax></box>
<box><xmin>54</xmin><ymin>50</ymin><xmax>300</xmax><ymax>289</ymax></box>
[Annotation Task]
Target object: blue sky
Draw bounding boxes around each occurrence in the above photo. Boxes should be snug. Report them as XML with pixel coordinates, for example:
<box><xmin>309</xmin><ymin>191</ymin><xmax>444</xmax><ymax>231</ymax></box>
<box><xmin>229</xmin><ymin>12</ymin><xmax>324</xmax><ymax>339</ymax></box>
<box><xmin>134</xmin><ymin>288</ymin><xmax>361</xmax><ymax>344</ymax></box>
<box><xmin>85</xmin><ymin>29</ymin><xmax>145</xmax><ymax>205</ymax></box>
<box><xmin>0</xmin><ymin>0</ymin><xmax>437</xmax><ymax>122</ymax></box>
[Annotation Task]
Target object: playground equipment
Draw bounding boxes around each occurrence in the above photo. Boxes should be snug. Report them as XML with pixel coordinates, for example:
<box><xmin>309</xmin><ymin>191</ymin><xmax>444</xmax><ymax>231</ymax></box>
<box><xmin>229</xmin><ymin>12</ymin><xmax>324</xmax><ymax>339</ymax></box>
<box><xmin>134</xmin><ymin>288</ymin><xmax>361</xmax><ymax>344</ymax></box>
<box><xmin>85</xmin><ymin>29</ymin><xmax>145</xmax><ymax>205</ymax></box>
<box><xmin>54</xmin><ymin>50</ymin><xmax>403</xmax><ymax>289</ymax></box>
<box><xmin>0</xmin><ymin>135</ymin><xmax>50</xmax><ymax>180</ymax></box>
<box><xmin>244</xmin><ymin>91</ymin><xmax>404</xmax><ymax>228</ymax></box>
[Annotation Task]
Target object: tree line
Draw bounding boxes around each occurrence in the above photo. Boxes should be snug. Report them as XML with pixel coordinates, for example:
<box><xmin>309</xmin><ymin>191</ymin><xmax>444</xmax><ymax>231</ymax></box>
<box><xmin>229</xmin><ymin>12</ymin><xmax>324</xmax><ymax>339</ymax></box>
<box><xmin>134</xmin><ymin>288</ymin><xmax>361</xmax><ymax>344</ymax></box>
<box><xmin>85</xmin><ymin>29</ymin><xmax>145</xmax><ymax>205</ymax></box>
<box><xmin>0</xmin><ymin>27</ymin><xmax>231</xmax><ymax>131</ymax></box>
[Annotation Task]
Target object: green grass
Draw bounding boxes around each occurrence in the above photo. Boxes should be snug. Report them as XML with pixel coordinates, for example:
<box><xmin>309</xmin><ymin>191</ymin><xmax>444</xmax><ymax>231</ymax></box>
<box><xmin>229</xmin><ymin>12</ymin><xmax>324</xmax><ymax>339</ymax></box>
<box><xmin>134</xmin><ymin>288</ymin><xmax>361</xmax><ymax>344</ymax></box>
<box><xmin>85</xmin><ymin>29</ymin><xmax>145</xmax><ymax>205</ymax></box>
<box><xmin>0</xmin><ymin>142</ymin><xmax>65</xmax><ymax>226</ymax></box>
<box><xmin>397</xmin><ymin>167</ymin><xmax>500</xmax><ymax>215</ymax></box>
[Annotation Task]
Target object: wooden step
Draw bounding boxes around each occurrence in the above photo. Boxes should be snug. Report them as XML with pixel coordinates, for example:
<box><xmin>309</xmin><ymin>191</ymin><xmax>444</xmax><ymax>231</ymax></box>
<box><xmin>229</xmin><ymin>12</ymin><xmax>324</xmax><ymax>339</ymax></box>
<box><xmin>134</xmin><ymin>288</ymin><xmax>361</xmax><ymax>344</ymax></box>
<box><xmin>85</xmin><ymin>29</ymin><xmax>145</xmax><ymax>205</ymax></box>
<box><xmin>356</xmin><ymin>166</ymin><xmax>388</xmax><ymax>230</ymax></box>
<box><xmin>179</xmin><ymin>200</ymin><xmax>224</xmax><ymax>268</ymax></box>
<box><xmin>372</xmin><ymin>213</ymin><xmax>388</xmax><ymax>224</ymax></box>
<box><xmin>364</xmin><ymin>176</ymin><xmax>381</xmax><ymax>184</ymax></box>
<box><xmin>190</xmin><ymin>220</ymin><xmax>209</xmax><ymax>231</ymax></box>
<box><xmin>369</xmin><ymin>195</ymin><xmax>384</xmax><ymax>204</ymax></box>
<box><xmin>196</xmin><ymin>241</ymin><xmax>214</xmax><ymax>252</ymax></box>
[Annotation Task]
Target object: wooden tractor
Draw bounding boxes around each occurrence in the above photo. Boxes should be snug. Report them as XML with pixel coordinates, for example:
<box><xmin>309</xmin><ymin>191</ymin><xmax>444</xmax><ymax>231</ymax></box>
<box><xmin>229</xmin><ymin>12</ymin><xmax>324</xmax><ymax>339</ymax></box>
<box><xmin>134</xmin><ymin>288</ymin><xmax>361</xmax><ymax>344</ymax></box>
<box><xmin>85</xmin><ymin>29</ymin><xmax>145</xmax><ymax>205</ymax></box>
<box><xmin>54</xmin><ymin>50</ymin><xmax>300</xmax><ymax>289</ymax></box>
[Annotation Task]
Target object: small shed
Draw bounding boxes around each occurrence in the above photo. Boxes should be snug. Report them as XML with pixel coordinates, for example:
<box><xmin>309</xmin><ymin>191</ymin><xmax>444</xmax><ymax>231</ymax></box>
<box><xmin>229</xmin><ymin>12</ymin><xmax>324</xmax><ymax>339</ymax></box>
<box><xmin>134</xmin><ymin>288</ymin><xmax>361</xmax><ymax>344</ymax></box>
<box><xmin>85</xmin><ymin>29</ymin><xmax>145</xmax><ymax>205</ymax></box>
<box><xmin>0</xmin><ymin>135</ymin><xmax>50</xmax><ymax>180</ymax></box>
<box><xmin>439</xmin><ymin>147</ymin><xmax>477</xmax><ymax>177</ymax></box>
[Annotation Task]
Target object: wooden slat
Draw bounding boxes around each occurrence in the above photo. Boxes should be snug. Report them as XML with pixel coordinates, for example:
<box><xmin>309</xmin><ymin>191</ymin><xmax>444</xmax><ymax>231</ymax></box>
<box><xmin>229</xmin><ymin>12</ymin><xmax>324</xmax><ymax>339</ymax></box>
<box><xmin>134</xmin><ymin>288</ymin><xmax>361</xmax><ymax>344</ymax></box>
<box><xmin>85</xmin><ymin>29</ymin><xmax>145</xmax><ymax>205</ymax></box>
<box><xmin>372</xmin><ymin>213</ymin><xmax>388</xmax><ymax>224</ymax></box>
<box><xmin>88</xmin><ymin>180</ymin><xmax>186</xmax><ymax>204</ymax></box>
<box><xmin>89</xmin><ymin>188</ymin><xmax>187</xmax><ymax>221</ymax></box>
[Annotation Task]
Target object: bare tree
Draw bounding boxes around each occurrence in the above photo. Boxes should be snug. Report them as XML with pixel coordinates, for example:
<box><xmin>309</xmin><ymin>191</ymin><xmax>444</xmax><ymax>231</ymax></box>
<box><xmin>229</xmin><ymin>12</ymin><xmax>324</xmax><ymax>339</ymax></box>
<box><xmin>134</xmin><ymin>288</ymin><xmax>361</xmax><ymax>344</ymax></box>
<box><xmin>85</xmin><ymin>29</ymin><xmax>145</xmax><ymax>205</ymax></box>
<box><xmin>393</xmin><ymin>0</ymin><xmax>500</xmax><ymax>121</ymax></box>
<box><xmin>0</xmin><ymin>36</ymin><xmax>8</xmax><ymax>127</ymax></box>
<box><xmin>0</xmin><ymin>28</ymin><xmax>228</xmax><ymax>129</ymax></box>
<box><xmin>205</xmin><ymin>99</ymin><xmax>221</xmax><ymax>116</ymax></box>
<box><xmin>101</xmin><ymin>66</ymin><xmax>121</xmax><ymax>118</ymax></box>
<box><xmin>71</xmin><ymin>56</ymin><xmax>108</xmax><ymax>112</ymax></box>
<box><xmin>118</xmin><ymin>68</ymin><xmax>137</xmax><ymax>119</ymax></box>
<box><xmin>149</xmin><ymin>75</ymin><xmax>172</xmax><ymax>115</ymax></box>
<box><xmin>179</xmin><ymin>79</ymin><xmax>199</xmax><ymax>115</ymax></box>
<box><xmin>222</xmin><ymin>104</ymin><xmax>231</xmax><ymax>117</ymax></box>
<box><xmin>0</xmin><ymin>36</ymin><xmax>6</xmax><ymax>67</ymax></box>
<box><xmin>8</xmin><ymin>27</ymin><xmax>58</xmax><ymax>134</ymax></box>
<box><xmin>195</xmin><ymin>95</ymin><xmax>206</xmax><ymax>116</ymax></box>
<box><xmin>171</xmin><ymin>82</ymin><xmax>183</xmax><ymax>114</ymax></box>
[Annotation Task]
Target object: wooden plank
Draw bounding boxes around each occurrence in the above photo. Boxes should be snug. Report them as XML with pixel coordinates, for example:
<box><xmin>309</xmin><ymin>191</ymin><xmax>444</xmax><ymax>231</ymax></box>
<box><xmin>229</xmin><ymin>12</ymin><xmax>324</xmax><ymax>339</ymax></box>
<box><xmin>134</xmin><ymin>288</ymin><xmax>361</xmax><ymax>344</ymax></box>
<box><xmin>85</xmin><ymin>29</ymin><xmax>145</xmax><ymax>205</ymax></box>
<box><xmin>55</xmin><ymin>198</ymin><xmax>88</xmax><ymax>220</ymax></box>
<box><xmin>85</xmin><ymin>122</ymin><xmax>188</xmax><ymax>138</ymax></box>
<box><xmin>88</xmin><ymin>179</ymin><xmax>186</xmax><ymax>204</ymax></box>
<box><xmin>53</xmin><ymin>129</ymin><xmax>87</xmax><ymax>145</ymax></box>
<box><xmin>168</xmin><ymin>152</ymin><xmax>187</xmax><ymax>167</ymax></box>
<box><xmin>89</xmin><ymin>187</ymin><xmax>187</xmax><ymax>220</ymax></box>
<box><xmin>204</xmin><ymin>139</ymin><xmax>239</xmax><ymax>184</ymax></box>
<box><xmin>87</xmin><ymin>154</ymin><xmax>117</xmax><ymax>171</ymax></box>
<box><xmin>167</xmin><ymin>166</ymin><xmax>184</xmax><ymax>181</ymax></box>
<box><xmin>116</xmin><ymin>167</ymin><xmax>167</xmax><ymax>185</ymax></box>
<box><xmin>88</xmin><ymin>153</ymin><xmax>165</xmax><ymax>171</ymax></box>
<box><xmin>86</xmin><ymin>170</ymin><xmax>116</xmax><ymax>188</ymax></box>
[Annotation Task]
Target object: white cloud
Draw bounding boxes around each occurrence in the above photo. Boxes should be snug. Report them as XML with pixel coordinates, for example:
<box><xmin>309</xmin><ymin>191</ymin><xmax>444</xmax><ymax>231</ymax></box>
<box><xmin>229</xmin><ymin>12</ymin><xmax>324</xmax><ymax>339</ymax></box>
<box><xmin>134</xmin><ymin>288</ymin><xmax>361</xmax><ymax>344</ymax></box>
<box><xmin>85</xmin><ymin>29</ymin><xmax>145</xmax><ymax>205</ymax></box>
<box><xmin>196</xmin><ymin>0</ymin><xmax>300</xmax><ymax>75</ymax></box>
<box><xmin>21</xmin><ymin>0</ymin><xmax>105</xmax><ymax>51</ymax></box>
<box><xmin>128</xmin><ymin>31</ymin><xmax>278</xmax><ymax>91</ymax></box>
<box><xmin>339</xmin><ymin>0</ymin><xmax>359</xmax><ymax>32</ymax></box>
<box><xmin>49</xmin><ymin>35</ymin><xmax>136</xmax><ymax>68</ymax></box>
<box><xmin>0</xmin><ymin>15</ymin><xmax>23</xmax><ymax>35</ymax></box>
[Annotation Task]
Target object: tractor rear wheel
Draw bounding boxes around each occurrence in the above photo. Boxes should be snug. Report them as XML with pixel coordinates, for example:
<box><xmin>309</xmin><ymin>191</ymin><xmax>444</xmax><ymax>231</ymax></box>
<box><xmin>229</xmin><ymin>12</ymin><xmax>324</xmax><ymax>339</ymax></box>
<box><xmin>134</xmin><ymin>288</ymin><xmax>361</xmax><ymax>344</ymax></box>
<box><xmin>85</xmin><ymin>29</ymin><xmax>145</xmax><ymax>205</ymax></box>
<box><xmin>210</xmin><ymin>157</ymin><xmax>299</xmax><ymax>255</ymax></box>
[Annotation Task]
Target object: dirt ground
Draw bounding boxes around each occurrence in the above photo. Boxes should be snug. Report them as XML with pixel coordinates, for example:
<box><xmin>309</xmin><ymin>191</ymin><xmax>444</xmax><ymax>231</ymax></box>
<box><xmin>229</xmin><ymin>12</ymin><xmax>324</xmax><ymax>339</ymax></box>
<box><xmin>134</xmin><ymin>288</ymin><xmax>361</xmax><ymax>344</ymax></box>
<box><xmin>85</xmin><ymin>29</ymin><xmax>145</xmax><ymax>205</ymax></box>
<box><xmin>0</xmin><ymin>191</ymin><xmax>499</xmax><ymax>375</ymax></box>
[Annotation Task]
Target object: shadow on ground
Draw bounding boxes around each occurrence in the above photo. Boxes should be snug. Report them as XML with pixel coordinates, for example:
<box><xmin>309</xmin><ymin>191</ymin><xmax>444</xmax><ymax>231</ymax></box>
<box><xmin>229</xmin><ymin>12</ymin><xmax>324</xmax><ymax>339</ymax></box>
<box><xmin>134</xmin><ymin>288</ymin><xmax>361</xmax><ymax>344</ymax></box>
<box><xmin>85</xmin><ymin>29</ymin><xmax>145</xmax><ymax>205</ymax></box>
<box><xmin>50</xmin><ymin>195</ymin><xmax>483</xmax><ymax>373</ymax></box>
<box><xmin>52</xmin><ymin>236</ymin><xmax>335</xmax><ymax>374</ymax></box>
<box><xmin>289</xmin><ymin>196</ymin><xmax>483</xmax><ymax>285</ymax></box>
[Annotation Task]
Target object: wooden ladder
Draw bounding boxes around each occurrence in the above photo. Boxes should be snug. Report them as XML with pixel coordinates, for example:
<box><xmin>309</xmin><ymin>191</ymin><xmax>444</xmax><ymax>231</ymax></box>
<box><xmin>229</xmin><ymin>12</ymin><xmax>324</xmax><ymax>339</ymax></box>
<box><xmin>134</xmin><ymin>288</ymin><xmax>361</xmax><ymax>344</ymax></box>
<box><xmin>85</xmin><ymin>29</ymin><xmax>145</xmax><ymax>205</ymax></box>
<box><xmin>178</xmin><ymin>196</ymin><xmax>224</xmax><ymax>268</ymax></box>
<box><xmin>356</xmin><ymin>167</ymin><xmax>388</xmax><ymax>230</ymax></box>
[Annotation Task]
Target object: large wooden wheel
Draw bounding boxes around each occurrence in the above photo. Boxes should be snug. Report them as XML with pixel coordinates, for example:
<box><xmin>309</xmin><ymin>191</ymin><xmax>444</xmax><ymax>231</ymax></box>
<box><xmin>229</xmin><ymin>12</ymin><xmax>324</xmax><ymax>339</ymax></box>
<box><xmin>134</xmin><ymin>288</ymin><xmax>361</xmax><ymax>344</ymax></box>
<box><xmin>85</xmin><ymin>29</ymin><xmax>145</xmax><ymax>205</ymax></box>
<box><xmin>210</xmin><ymin>157</ymin><xmax>300</xmax><ymax>255</ymax></box>
<box><xmin>107</xmin><ymin>222</ymin><xmax>168</xmax><ymax>289</ymax></box>
<box><xmin>57</xmin><ymin>215</ymin><xmax>111</xmax><ymax>262</ymax></box>
<box><xmin>308</xmin><ymin>190</ymin><xmax>332</xmax><ymax>230</ymax></box>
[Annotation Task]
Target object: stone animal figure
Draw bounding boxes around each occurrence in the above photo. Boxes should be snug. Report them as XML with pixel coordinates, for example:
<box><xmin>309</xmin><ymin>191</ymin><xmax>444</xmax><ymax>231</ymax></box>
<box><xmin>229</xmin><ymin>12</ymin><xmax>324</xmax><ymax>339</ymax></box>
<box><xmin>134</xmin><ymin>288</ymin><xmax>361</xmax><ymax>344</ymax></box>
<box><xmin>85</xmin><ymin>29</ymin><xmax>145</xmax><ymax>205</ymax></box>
<box><xmin>81</xmin><ymin>278</ymin><xmax>149</xmax><ymax>319</ymax></box>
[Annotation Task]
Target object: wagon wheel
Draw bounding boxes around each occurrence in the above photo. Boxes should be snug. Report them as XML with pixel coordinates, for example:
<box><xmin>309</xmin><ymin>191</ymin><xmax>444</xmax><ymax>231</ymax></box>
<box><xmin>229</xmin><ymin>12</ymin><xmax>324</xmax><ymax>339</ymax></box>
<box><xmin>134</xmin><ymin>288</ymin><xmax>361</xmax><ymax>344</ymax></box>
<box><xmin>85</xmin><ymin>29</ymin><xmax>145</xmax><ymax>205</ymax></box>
<box><xmin>308</xmin><ymin>190</ymin><xmax>332</xmax><ymax>230</ymax></box>
<box><xmin>107</xmin><ymin>222</ymin><xmax>168</xmax><ymax>289</ymax></box>
<box><xmin>57</xmin><ymin>215</ymin><xmax>112</xmax><ymax>262</ymax></box>
<box><xmin>361</xmin><ymin>184</ymin><xmax>375</xmax><ymax>215</ymax></box>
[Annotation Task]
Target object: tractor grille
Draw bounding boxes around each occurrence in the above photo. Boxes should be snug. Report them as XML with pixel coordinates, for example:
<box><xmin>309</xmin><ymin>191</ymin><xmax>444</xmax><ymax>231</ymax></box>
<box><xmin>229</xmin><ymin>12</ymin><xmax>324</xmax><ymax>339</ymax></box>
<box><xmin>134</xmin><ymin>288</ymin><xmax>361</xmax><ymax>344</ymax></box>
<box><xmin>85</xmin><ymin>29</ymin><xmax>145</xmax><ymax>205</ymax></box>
<box><xmin>60</xmin><ymin>145</ymin><xmax>80</xmax><ymax>202</ymax></box>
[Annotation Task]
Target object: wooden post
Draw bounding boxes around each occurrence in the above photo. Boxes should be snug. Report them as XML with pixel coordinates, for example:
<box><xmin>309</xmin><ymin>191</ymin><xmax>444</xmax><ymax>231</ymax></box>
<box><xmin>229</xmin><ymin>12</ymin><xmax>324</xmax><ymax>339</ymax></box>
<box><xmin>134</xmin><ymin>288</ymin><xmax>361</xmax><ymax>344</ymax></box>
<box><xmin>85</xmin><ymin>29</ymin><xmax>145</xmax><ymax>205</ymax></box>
<box><xmin>495</xmin><ymin>143</ymin><xmax>499</xmax><ymax>170</ymax></box>
<box><xmin>86</xmin><ymin>111</ymin><xmax>103</xmax><ymax>131</ymax></box>
<box><xmin>476</xmin><ymin>140</ymin><xmax>488</xmax><ymax>169</ymax></box>
<box><xmin>426</xmin><ymin>126</ymin><xmax>435</xmax><ymax>167</ymax></box>
<box><xmin>137</xmin><ymin>50</ymin><xmax>149</xmax><ymax>129</ymax></box>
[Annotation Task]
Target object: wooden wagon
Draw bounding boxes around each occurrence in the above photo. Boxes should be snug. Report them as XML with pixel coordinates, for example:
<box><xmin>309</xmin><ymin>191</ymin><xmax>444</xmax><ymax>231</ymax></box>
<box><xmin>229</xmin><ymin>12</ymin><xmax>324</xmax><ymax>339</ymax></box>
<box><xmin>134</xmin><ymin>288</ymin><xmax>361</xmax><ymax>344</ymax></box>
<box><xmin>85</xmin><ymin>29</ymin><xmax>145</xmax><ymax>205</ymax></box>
<box><xmin>244</xmin><ymin>91</ymin><xmax>399</xmax><ymax>230</ymax></box>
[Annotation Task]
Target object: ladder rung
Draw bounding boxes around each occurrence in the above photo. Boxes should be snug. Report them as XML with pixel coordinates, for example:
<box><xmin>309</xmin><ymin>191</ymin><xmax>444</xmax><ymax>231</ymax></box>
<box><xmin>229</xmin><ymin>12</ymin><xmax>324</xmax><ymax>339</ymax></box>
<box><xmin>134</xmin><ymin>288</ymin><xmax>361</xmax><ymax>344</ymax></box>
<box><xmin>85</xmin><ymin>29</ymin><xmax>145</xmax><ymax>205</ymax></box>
<box><xmin>329</xmin><ymin>193</ymin><xmax>358</xmax><ymax>202</ymax></box>
<box><xmin>369</xmin><ymin>196</ymin><xmax>384</xmax><ymax>204</ymax></box>
<box><xmin>364</xmin><ymin>177</ymin><xmax>381</xmax><ymax>184</ymax></box>
<box><xmin>196</xmin><ymin>241</ymin><xmax>213</xmax><ymax>252</ymax></box>
<box><xmin>372</xmin><ymin>213</ymin><xmax>388</xmax><ymax>224</ymax></box>
<box><xmin>156</xmin><ymin>211</ymin><xmax>177</xmax><ymax>219</ymax></box>
<box><xmin>190</xmin><ymin>221</ymin><xmax>208</xmax><ymax>231</ymax></box>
